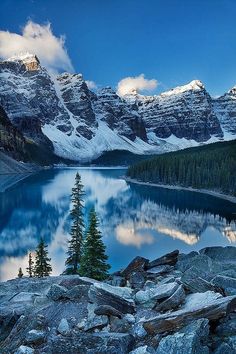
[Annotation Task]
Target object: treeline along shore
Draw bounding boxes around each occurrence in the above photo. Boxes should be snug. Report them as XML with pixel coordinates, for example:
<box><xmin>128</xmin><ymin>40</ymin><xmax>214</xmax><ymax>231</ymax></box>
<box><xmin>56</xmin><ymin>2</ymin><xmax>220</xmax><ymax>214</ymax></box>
<box><xmin>127</xmin><ymin>140</ymin><xmax>236</xmax><ymax>198</ymax></box>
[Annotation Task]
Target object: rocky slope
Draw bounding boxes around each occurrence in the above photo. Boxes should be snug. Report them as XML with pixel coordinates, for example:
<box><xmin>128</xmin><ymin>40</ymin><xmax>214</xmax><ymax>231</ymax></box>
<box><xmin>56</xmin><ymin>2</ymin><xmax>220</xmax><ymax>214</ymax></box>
<box><xmin>0</xmin><ymin>54</ymin><xmax>236</xmax><ymax>161</ymax></box>
<box><xmin>127</xmin><ymin>80</ymin><xmax>223</xmax><ymax>142</ymax></box>
<box><xmin>0</xmin><ymin>247</ymin><xmax>236</xmax><ymax>353</ymax></box>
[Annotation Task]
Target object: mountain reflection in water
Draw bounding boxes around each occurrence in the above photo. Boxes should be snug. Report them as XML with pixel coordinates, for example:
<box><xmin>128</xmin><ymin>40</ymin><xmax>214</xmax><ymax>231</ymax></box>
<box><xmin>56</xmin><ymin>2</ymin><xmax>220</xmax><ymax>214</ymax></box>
<box><xmin>0</xmin><ymin>168</ymin><xmax>235</xmax><ymax>281</ymax></box>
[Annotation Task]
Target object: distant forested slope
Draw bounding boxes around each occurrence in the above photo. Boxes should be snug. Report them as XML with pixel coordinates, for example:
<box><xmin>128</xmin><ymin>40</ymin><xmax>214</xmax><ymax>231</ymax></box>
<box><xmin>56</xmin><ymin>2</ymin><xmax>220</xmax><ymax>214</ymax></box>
<box><xmin>127</xmin><ymin>140</ymin><xmax>236</xmax><ymax>196</ymax></box>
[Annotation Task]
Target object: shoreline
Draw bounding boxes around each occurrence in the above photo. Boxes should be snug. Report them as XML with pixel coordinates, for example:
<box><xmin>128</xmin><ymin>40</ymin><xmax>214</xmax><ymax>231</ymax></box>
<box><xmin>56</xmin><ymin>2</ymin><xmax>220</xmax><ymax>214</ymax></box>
<box><xmin>125</xmin><ymin>177</ymin><xmax>236</xmax><ymax>204</ymax></box>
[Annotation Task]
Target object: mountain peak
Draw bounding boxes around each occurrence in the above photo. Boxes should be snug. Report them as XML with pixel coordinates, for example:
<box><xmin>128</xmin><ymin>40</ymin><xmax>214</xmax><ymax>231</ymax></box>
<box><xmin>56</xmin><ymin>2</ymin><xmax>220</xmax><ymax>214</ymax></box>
<box><xmin>6</xmin><ymin>53</ymin><xmax>40</xmax><ymax>71</ymax></box>
<box><xmin>161</xmin><ymin>80</ymin><xmax>205</xmax><ymax>97</ymax></box>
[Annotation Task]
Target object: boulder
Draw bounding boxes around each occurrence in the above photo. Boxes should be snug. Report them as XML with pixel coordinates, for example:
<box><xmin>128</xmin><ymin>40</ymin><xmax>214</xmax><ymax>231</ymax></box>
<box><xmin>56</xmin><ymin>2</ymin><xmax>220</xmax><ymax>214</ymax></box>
<box><xmin>176</xmin><ymin>254</ymin><xmax>217</xmax><ymax>277</ymax></box>
<box><xmin>143</xmin><ymin>292</ymin><xmax>236</xmax><ymax>335</ymax></box>
<box><xmin>135</xmin><ymin>282</ymin><xmax>179</xmax><ymax>308</ymax></box>
<box><xmin>47</xmin><ymin>284</ymin><xmax>67</xmax><ymax>301</ymax></box>
<box><xmin>10</xmin><ymin>292</ymin><xmax>40</xmax><ymax>303</ymax></box>
<box><xmin>146</xmin><ymin>265</ymin><xmax>173</xmax><ymax>275</ymax></box>
<box><xmin>25</xmin><ymin>329</ymin><xmax>46</xmax><ymax>345</ymax></box>
<box><xmin>89</xmin><ymin>285</ymin><xmax>135</xmax><ymax>314</ymax></box>
<box><xmin>211</xmin><ymin>275</ymin><xmax>236</xmax><ymax>295</ymax></box>
<box><xmin>0</xmin><ymin>307</ymin><xmax>19</xmax><ymax>341</ymax></box>
<box><xmin>154</xmin><ymin>285</ymin><xmax>185</xmax><ymax>312</ymax></box>
<box><xmin>59</xmin><ymin>276</ymin><xmax>92</xmax><ymax>289</ymax></box>
<box><xmin>66</xmin><ymin>285</ymin><xmax>90</xmax><ymax>300</ymax></box>
<box><xmin>15</xmin><ymin>345</ymin><xmax>35</xmax><ymax>354</ymax></box>
<box><xmin>94</xmin><ymin>305</ymin><xmax>123</xmax><ymax>318</ymax></box>
<box><xmin>45</xmin><ymin>332</ymin><xmax>135</xmax><ymax>354</ymax></box>
<box><xmin>129</xmin><ymin>271</ymin><xmax>146</xmax><ymax>289</ymax></box>
<box><xmin>147</xmin><ymin>250</ymin><xmax>179</xmax><ymax>269</ymax></box>
<box><xmin>57</xmin><ymin>318</ymin><xmax>70</xmax><ymax>336</ymax></box>
<box><xmin>84</xmin><ymin>303</ymin><xmax>108</xmax><ymax>331</ymax></box>
<box><xmin>109</xmin><ymin>316</ymin><xmax>132</xmax><ymax>333</ymax></box>
<box><xmin>129</xmin><ymin>345</ymin><xmax>150</xmax><ymax>353</ymax></box>
<box><xmin>121</xmin><ymin>257</ymin><xmax>149</xmax><ymax>279</ymax></box>
<box><xmin>214</xmin><ymin>342</ymin><xmax>235</xmax><ymax>354</ymax></box>
<box><xmin>155</xmin><ymin>319</ymin><xmax>209</xmax><ymax>354</ymax></box>
<box><xmin>200</xmin><ymin>246</ymin><xmax>236</xmax><ymax>263</ymax></box>
<box><xmin>215</xmin><ymin>314</ymin><xmax>236</xmax><ymax>336</ymax></box>
<box><xmin>107</xmin><ymin>275</ymin><xmax>127</xmax><ymax>287</ymax></box>
<box><xmin>181</xmin><ymin>267</ymin><xmax>222</xmax><ymax>294</ymax></box>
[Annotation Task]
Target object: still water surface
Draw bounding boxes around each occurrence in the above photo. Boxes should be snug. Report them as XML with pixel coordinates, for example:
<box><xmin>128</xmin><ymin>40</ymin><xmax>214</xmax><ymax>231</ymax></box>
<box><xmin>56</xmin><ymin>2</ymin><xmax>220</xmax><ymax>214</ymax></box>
<box><xmin>0</xmin><ymin>168</ymin><xmax>235</xmax><ymax>281</ymax></box>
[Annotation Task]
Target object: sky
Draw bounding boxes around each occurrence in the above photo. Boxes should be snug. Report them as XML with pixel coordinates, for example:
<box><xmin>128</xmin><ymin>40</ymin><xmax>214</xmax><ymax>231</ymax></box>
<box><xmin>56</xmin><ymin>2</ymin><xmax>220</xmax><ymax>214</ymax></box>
<box><xmin>0</xmin><ymin>0</ymin><xmax>235</xmax><ymax>96</ymax></box>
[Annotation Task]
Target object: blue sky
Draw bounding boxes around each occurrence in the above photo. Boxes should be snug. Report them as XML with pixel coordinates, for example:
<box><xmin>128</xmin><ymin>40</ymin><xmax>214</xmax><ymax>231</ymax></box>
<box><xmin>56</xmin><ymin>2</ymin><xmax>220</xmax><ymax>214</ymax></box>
<box><xmin>0</xmin><ymin>0</ymin><xmax>235</xmax><ymax>96</ymax></box>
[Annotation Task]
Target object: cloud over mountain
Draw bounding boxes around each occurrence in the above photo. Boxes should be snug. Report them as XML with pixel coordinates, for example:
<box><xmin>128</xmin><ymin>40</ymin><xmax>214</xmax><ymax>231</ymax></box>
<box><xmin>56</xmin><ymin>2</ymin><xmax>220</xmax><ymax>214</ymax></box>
<box><xmin>0</xmin><ymin>21</ymin><xmax>74</xmax><ymax>73</ymax></box>
<box><xmin>117</xmin><ymin>74</ymin><xmax>158</xmax><ymax>96</ymax></box>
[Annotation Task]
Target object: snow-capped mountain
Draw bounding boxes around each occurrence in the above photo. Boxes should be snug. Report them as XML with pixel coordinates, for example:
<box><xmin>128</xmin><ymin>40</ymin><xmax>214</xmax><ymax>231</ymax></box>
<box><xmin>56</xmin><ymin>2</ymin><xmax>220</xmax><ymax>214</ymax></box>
<box><xmin>0</xmin><ymin>53</ymin><xmax>235</xmax><ymax>161</ymax></box>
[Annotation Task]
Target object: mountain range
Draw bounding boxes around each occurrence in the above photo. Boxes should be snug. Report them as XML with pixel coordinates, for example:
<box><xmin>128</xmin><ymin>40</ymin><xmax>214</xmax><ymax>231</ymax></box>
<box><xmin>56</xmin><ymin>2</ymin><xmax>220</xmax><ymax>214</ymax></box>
<box><xmin>0</xmin><ymin>53</ymin><xmax>236</xmax><ymax>163</ymax></box>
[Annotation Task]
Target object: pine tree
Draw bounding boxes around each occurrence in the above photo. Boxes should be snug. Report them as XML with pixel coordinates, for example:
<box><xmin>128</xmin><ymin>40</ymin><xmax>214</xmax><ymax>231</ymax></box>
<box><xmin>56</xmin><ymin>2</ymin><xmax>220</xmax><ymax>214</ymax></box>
<box><xmin>26</xmin><ymin>252</ymin><xmax>34</xmax><ymax>277</ymax></box>
<box><xmin>79</xmin><ymin>208</ymin><xmax>110</xmax><ymax>281</ymax></box>
<box><xmin>34</xmin><ymin>238</ymin><xmax>52</xmax><ymax>277</ymax></box>
<box><xmin>64</xmin><ymin>172</ymin><xmax>85</xmax><ymax>274</ymax></box>
<box><xmin>18</xmin><ymin>267</ymin><xmax>23</xmax><ymax>278</ymax></box>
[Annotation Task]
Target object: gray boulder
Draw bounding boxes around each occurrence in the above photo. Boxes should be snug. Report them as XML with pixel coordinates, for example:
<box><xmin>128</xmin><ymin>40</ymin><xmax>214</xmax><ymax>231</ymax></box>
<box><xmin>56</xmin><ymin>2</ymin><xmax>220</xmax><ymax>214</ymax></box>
<box><xmin>181</xmin><ymin>266</ymin><xmax>222</xmax><ymax>294</ymax></box>
<box><xmin>15</xmin><ymin>345</ymin><xmax>34</xmax><ymax>354</ymax></box>
<box><xmin>155</xmin><ymin>319</ymin><xmax>209</xmax><ymax>354</ymax></box>
<box><xmin>57</xmin><ymin>318</ymin><xmax>70</xmax><ymax>336</ymax></box>
<box><xmin>135</xmin><ymin>282</ymin><xmax>179</xmax><ymax>308</ymax></box>
<box><xmin>121</xmin><ymin>257</ymin><xmax>149</xmax><ymax>279</ymax></box>
<box><xmin>200</xmin><ymin>246</ymin><xmax>236</xmax><ymax>263</ymax></box>
<box><xmin>89</xmin><ymin>284</ymin><xmax>135</xmax><ymax>314</ymax></box>
<box><xmin>94</xmin><ymin>305</ymin><xmax>123</xmax><ymax>318</ymax></box>
<box><xmin>147</xmin><ymin>250</ymin><xmax>179</xmax><ymax>269</ymax></box>
<box><xmin>154</xmin><ymin>285</ymin><xmax>185</xmax><ymax>312</ymax></box>
<box><xmin>47</xmin><ymin>284</ymin><xmax>67</xmax><ymax>301</ymax></box>
<box><xmin>66</xmin><ymin>285</ymin><xmax>90</xmax><ymax>300</ymax></box>
<box><xmin>143</xmin><ymin>291</ymin><xmax>236</xmax><ymax>334</ymax></box>
<box><xmin>25</xmin><ymin>329</ymin><xmax>46</xmax><ymax>345</ymax></box>
<box><xmin>129</xmin><ymin>271</ymin><xmax>146</xmax><ymax>290</ymax></box>
<box><xmin>44</xmin><ymin>332</ymin><xmax>135</xmax><ymax>354</ymax></box>
<box><xmin>212</xmin><ymin>275</ymin><xmax>236</xmax><ymax>295</ymax></box>
<box><xmin>213</xmin><ymin>342</ymin><xmax>235</xmax><ymax>354</ymax></box>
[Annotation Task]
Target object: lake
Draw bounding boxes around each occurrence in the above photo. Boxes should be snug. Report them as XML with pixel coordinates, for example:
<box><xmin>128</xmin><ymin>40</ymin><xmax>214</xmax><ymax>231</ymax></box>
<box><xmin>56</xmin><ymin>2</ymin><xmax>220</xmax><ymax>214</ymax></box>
<box><xmin>0</xmin><ymin>167</ymin><xmax>236</xmax><ymax>281</ymax></box>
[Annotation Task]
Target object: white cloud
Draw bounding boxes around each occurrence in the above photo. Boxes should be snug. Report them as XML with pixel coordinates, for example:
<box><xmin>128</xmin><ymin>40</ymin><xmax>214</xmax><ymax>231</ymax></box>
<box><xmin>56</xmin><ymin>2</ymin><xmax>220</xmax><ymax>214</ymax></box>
<box><xmin>0</xmin><ymin>20</ymin><xmax>74</xmax><ymax>72</ymax></box>
<box><xmin>117</xmin><ymin>74</ymin><xmax>158</xmax><ymax>96</ymax></box>
<box><xmin>85</xmin><ymin>80</ymin><xmax>97</xmax><ymax>90</ymax></box>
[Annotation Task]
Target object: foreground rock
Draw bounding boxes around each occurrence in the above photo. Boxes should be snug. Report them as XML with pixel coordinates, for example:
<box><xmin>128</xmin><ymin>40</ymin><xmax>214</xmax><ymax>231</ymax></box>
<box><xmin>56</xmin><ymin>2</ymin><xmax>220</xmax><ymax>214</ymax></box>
<box><xmin>143</xmin><ymin>291</ymin><xmax>236</xmax><ymax>334</ymax></box>
<box><xmin>0</xmin><ymin>247</ymin><xmax>236</xmax><ymax>353</ymax></box>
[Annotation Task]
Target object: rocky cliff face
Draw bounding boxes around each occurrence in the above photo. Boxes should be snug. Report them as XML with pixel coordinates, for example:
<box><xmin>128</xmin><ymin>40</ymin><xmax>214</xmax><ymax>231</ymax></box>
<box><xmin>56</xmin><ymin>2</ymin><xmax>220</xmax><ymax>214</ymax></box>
<box><xmin>0</xmin><ymin>54</ymin><xmax>235</xmax><ymax>161</ymax></box>
<box><xmin>127</xmin><ymin>80</ymin><xmax>223</xmax><ymax>142</ymax></box>
<box><xmin>0</xmin><ymin>105</ymin><xmax>27</xmax><ymax>160</ymax></box>
<box><xmin>213</xmin><ymin>86</ymin><xmax>236</xmax><ymax>136</ymax></box>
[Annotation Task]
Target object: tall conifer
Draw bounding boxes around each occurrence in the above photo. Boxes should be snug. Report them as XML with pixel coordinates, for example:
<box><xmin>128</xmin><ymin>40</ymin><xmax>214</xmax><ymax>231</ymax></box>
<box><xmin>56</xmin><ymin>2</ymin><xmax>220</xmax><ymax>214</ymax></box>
<box><xmin>26</xmin><ymin>252</ymin><xmax>34</xmax><ymax>277</ymax></box>
<box><xmin>80</xmin><ymin>208</ymin><xmax>110</xmax><ymax>280</ymax></box>
<box><xmin>65</xmin><ymin>172</ymin><xmax>85</xmax><ymax>274</ymax></box>
<box><xmin>34</xmin><ymin>238</ymin><xmax>52</xmax><ymax>277</ymax></box>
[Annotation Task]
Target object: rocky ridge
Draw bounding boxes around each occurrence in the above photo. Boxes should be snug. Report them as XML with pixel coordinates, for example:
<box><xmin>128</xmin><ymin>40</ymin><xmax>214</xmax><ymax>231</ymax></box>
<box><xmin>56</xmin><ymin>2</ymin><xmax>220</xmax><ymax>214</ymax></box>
<box><xmin>0</xmin><ymin>246</ymin><xmax>236</xmax><ymax>353</ymax></box>
<box><xmin>0</xmin><ymin>54</ymin><xmax>236</xmax><ymax>161</ymax></box>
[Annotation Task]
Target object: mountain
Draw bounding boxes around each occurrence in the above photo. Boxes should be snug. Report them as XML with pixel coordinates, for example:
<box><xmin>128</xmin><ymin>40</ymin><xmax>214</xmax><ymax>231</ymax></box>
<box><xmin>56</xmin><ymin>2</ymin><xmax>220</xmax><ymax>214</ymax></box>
<box><xmin>126</xmin><ymin>80</ymin><xmax>223</xmax><ymax>142</ymax></box>
<box><xmin>0</xmin><ymin>53</ymin><xmax>236</xmax><ymax>162</ymax></box>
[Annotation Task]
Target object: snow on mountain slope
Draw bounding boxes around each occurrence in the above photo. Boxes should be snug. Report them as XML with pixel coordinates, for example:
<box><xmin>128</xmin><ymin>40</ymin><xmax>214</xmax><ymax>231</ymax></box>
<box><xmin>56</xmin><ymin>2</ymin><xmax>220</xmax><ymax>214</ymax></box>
<box><xmin>0</xmin><ymin>54</ymin><xmax>236</xmax><ymax>162</ymax></box>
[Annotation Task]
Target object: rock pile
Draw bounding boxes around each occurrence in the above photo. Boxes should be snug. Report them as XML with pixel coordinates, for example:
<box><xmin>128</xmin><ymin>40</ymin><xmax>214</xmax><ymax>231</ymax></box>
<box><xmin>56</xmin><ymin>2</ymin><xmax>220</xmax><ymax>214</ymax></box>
<box><xmin>0</xmin><ymin>246</ymin><xmax>236</xmax><ymax>353</ymax></box>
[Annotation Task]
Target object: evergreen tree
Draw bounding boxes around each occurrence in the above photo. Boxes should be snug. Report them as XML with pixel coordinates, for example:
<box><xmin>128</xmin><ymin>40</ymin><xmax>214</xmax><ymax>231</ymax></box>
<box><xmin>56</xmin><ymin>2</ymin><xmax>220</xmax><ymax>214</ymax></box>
<box><xmin>80</xmin><ymin>208</ymin><xmax>110</xmax><ymax>281</ymax></box>
<box><xmin>65</xmin><ymin>172</ymin><xmax>85</xmax><ymax>274</ymax></box>
<box><xmin>34</xmin><ymin>238</ymin><xmax>52</xmax><ymax>277</ymax></box>
<box><xmin>26</xmin><ymin>252</ymin><xmax>34</xmax><ymax>277</ymax></box>
<box><xmin>18</xmin><ymin>267</ymin><xmax>23</xmax><ymax>278</ymax></box>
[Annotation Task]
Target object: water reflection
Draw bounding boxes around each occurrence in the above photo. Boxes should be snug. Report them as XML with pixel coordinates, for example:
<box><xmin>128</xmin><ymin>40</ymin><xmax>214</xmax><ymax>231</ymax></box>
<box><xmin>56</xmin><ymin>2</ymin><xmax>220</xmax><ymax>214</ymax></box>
<box><xmin>0</xmin><ymin>168</ymin><xmax>235</xmax><ymax>281</ymax></box>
